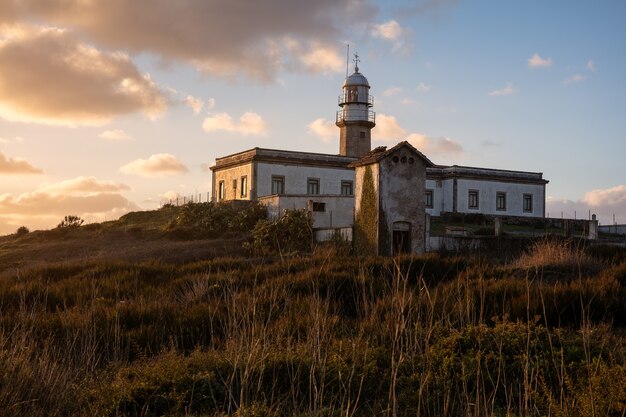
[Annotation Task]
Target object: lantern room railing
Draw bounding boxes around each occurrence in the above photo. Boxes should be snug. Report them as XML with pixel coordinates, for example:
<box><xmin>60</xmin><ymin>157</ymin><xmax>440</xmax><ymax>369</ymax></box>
<box><xmin>336</xmin><ymin>109</ymin><xmax>376</xmax><ymax>124</ymax></box>
<box><xmin>337</xmin><ymin>94</ymin><xmax>374</xmax><ymax>107</ymax></box>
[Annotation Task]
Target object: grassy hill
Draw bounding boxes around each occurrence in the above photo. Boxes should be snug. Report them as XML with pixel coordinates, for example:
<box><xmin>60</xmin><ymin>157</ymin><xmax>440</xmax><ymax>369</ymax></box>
<box><xmin>0</xmin><ymin>205</ymin><xmax>625</xmax><ymax>416</ymax></box>
<box><xmin>0</xmin><ymin>205</ymin><xmax>250</xmax><ymax>276</ymax></box>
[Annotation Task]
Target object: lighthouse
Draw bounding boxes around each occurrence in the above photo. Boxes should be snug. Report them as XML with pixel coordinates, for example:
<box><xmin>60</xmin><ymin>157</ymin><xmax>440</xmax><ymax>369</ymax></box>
<box><xmin>336</xmin><ymin>54</ymin><xmax>376</xmax><ymax>157</ymax></box>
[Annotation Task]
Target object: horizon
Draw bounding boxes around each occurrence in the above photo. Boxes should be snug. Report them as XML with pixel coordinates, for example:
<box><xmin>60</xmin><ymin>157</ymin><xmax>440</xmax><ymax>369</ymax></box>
<box><xmin>1</xmin><ymin>0</ymin><xmax>625</xmax><ymax>234</ymax></box>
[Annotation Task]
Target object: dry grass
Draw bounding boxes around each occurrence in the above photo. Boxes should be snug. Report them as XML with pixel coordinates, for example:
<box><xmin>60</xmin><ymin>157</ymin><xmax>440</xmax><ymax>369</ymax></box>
<box><xmin>0</xmin><ymin>214</ymin><xmax>625</xmax><ymax>416</ymax></box>
<box><xmin>514</xmin><ymin>238</ymin><xmax>597</xmax><ymax>272</ymax></box>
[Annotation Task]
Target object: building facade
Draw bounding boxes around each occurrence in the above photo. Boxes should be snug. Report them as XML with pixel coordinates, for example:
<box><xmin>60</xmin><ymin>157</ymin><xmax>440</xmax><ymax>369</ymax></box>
<box><xmin>210</xmin><ymin>60</ymin><xmax>548</xmax><ymax>254</ymax></box>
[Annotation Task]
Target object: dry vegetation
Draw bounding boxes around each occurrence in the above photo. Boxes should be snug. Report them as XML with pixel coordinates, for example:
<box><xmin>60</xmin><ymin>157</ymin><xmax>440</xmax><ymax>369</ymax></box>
<box><xmin>0</xmin><ymin>206</ymin><xmax>625</xmax><ymax>416</ymax></box>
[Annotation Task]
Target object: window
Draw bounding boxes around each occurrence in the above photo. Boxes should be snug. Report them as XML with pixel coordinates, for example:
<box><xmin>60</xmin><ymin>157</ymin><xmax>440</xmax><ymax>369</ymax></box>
<box><xmin>312</xmin><ymin>202</ymin><xmax>325</xmax><ymax>212</ymax></box>
<box><xmin>341</xmin><ymin>180</ymin><xmax>353</xmax><ymax>196</ymax></box>
<box><xmin>307</xmin><ymin>178</ymin><xmax>320</xmax><ymax>195</ymax></box>
<box><xmin>523</xmin><ymin>193</ymin><xmax>533</xmax><ymax>213</ymax></box>
<box><xmin>468</xmin><ymin>190</ymin><xmax>479</xmax><ymax>209</ymax></box>
<box><xmin>359</xmin><ymin>131</ymin><xmax>366</xmax><ymax>139</ymax></box>
<box><xmin>240</xmin><ymin>176</ymin><xmax>247</xmax><ymax>198</ymax></box>
<box><xmin>425</xmin><ymin>189</ymin><xmax>434</xmax><ymax>208</ymax></box>
<box><xmin>271</xmin><ymin>176</ymin><xmax>284</xmax><ymax>195</ymax></box>
<box><xmin>496</xmin><ymin>192</ymin><xmax>506</xmax><ymax>211</ymax></box>
<box><xmin>218</xmin><ymin>181</ymin><xmax>225</xmax><ymax>201</ymax></box>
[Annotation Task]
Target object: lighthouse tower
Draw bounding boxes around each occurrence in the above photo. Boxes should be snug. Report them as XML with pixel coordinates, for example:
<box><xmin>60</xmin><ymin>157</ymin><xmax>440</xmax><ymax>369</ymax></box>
<box><xmin>336</xmin><ymin>54</ymin><xmax>376</xmax><ymax>157</ymax></box>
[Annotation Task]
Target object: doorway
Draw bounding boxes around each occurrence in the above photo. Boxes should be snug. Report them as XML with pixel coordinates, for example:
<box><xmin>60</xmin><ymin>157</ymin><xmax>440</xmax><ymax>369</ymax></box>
<box><xmin>392</xmin><ymin>222</ymin><xmax>411</xmax><ymax>255</ymax></box>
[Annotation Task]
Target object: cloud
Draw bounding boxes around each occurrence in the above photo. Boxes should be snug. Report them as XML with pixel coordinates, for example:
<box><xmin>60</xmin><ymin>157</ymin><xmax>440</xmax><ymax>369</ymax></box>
<box><xmin>383</xmin><ymin>87</ymin><xmax>402</xmax><ymax>96</ymax></box>
<box><xmin>0</xmin><ymin>151</ymin><xmax>43</xmax><ymax>174</ymax></box>
<box><xmin>371</xmin><ymin>19</ymin><xmax>412</xmax><ymax>54</ymax></box>
<box><xmin>373</xmin><ymin>114</ymin><xmax>407</xmax><ymax>140</ymax></box>
<box><xmin>373</xmin><ymin>113</ymin><xmax>463</xmax><ymax>156</ymax></box>
<box><xmin>160</xmin><ymin>190</ymin><xmax>183</xmax><ymax>204</ymax></box>
<box><xmin>36</xmin><ymin>176</ymin><xmax>130</xmax><ymax>195</ymax></box>
<box><xmin>545</xmin><ymin>185</ymin><xmax>626</xmax><ymax>224</ymax></box>
<box><xmin>406</xmin><ymin>133</ymin><xmax>463</xmax><ymax>155</ymax></box>
<box><xmin>206</xmin><ymin>98</ymin><xmax>216</xmax><ymax>110</ymax></box>
<box><xmin>528</xmin><ymin>53</ymin><xmax>553</xmax><ymax>68</ymax></box>
<box><xmin>307</xmin><ymin>118</ymin><xmax>336</xmax><ymax>143</ymax></box>
<box><xmin>400</xmin><ymin>98</ymin><xmax>415</xmax><ymax>105</ymax></box>
<box><xmin>586</xmin><ymin>60</ymin><xmax>595</xmax><ymax>71</ymax></box>
<box><xmin>563</xmin><ymin>74</ymin><xmax>586</xmax><ymax>84</ymax></box>
<box><xmin>372</xmin><ymin>19</ymin><xmax>405</xmax><ymax>41</ymax></box>
<box><xmin>11</xmin><ymin>0</ymin><xmax>375</xmax><ymax>81</ymax></box>
<box><xmin>489</xmin><ymin>82</ymin><xmax>516</xmax><ymax>96</ymax></box>
<box><xmin>185</xmin><ymin>95</ymin><xmax>204</xmax><ymax>115</ymax></box>
<box><xmin>120</xmin><ymin>153</ymin><xmax>188</xmax><ymax>177</ymax></box>
<box><xmin>0</xmin><ymin>136</ymin><xmax>24</xmax><ymax>144</ymax></box>
<box><xmin>0</xmin><ymin>176</ymin><xmax>138</xmax><ymax>234</ymax></box>
<box><xmin>99</xmin><ymin>129</ymin><xmax>132</xmax><ymax>141</ymax></box>
<box><xmin>0</xmin><ymin>24</ymin><xmax>168</xmax><ymax>126</ymax></box>
<box><xmin>416</xmin><ymin>82</ymin><xmax>431</xmax><ymax>92</ymax></box>
<box><xmin>202</xmin><ymin>112</ymin><xmax>268</xmax><ymax>136</ymax></box>
<box><xmin>297</xmin><ymin>42</ymin><xmax>344</xmax><ymax>73</ymax></box>
<box><xmin>583</xmin><ymin>185</ymin><xmax>626</xmax><ymax>207</ymax></box>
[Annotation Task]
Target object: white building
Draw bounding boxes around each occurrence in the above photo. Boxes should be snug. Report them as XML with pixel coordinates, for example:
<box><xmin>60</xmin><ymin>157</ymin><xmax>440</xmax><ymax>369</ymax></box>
<box><xmin>211</xmin><ymin>59</ymin><xmax>548</xmax><ymax>254</ymax></box>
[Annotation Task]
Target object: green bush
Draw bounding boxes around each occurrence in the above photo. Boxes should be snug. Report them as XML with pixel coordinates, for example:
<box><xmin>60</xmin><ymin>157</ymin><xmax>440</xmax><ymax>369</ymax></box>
<box><xmin>251</xmin><ymin>209</ymin><xmax>313</xmax><ymax>254</ymax></box>
<box><xmin>169</xmin><ymin>201</ymin><xmax>267</xmax><ymax>239</ymax></box>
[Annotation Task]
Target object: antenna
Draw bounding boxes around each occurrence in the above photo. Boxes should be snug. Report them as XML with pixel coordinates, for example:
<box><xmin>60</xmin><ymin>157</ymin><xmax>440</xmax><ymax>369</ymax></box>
<box><xmin>346</xmin><ymin>43</ymin><xmax>350</xmax><ymax>77</ymax></box>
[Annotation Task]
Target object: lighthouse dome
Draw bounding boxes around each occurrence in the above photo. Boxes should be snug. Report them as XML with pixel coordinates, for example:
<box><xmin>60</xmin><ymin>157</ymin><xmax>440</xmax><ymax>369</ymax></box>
<box><xmin>343</xmin><ymin>71</ymin><xmax>370</xmax><ymax>88</ymax></box>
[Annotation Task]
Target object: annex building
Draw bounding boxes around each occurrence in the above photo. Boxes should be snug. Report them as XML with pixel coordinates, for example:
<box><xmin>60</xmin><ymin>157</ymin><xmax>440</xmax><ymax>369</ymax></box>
<box><xmin>211</xmin><ymin>60</ymin><xmax>548</xmax><ymax>255</ymax></box>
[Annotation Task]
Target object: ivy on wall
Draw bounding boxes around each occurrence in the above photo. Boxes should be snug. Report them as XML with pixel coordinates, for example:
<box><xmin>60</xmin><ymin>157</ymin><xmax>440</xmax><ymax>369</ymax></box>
<box><xmin>354</xmin><ymin>165</ymin><xmax>378</xmax><ymax>256</ymax></box>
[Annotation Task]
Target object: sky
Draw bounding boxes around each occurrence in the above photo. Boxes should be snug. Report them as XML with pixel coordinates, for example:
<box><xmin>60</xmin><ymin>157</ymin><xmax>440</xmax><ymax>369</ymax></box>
<box><xmin>1</xmin><ymin>0</ymin><xmax>625</xmax><ymax>235</ymax></box>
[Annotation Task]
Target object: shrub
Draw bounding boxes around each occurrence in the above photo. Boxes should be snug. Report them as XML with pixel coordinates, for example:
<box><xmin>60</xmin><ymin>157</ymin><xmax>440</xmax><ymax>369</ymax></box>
<box><xmin>251</xmin><ymin>209</ymin><xmax>313</xmax><ymax>254</ymax></box>
<box><xmin>170</xmin><ymin>201</ymin><xmax>267</xmax><ymax>238</ymax></box>
<box><xmin>16</xmin><ymin>226</ymin><xmax>29</xmax><ymax>235</ymax></box>
<box><xmin>57</xmin><ymin>215</ymin><xmax>84</xmax><ymax>228</ymax></box>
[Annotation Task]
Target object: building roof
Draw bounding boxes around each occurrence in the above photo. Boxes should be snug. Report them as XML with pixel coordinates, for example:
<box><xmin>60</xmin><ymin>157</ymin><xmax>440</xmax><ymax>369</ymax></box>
<box><xmin>347</xmin><ymin>141</ymin><xmax>435</xmax><ymax>167</ymax></box>
<box><xmin>211</xmin><ymin>147</ymin><xmax>357</xmax><ymax>171</ymax></box>
<box><xmin>427</xmin><ymin>164</ymin><xmax>549</xmax><ymax>184</ymax></box>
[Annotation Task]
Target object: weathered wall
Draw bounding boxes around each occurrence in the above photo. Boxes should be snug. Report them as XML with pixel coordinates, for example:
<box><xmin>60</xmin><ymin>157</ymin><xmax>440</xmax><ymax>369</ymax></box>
<box><xmin>256</xmin><ymin>162</ymin><xmax>354</xmax><ymax>197</ymax></box>
<box><xmin>339</xmin><ymin>123</ymin><xmax>371</xmax><ymax>157</ymax></box>
<box><xmin>353</xmin><ymin>164</ymin><xmax>379</xmax><ymax>256</ymax></box>
<box><xmin>378</xmin><ymin>149</ymin><xmax>427</xmax><ymax>255</ymax></box>
<box><xmin>212</xmin><ymin>163</ymin><xmax>253</xmax><ymax>201</ymax></box>
<box><xmin>258</xmin><ymin>195</ymin><xmax>354</xmax><ymax>229</ymax></box>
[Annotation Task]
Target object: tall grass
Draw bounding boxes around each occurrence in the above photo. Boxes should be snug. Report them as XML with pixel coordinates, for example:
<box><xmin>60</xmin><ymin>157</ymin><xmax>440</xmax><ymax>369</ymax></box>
<box><xmin>0</xmin><ymin>245</ymin><xmax>625</xmax><ymax>416</ymax></box>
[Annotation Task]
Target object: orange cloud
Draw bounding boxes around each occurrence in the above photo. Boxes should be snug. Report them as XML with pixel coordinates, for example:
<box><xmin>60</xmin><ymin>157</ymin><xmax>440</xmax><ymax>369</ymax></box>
<box><xmin>12</xmin><ymin>0</ymin><xmax>375</xmax><ymax>80</ymax></box>
<box><xmin>202</xmin><ymin>112</ymin><xmax>268</xmax><ymax>136</ymax></box>
<box><xmin>373</xmin><ymin>113</ymin><xmax>463</xmax><ymax>156</ymax></box>
<box><xmin>0</xmin><ymin>151</ymin><xmax>43</xmax><ymax>174</ymax></box>
<box><xmin>0</xmin><ymin>176</ymin><xmax>138</xmax><ymax>234</ymax></box>
<box><xmin>0</xmin><ymin>24</ymin><xmax>168</xmax><ymax>126</ymax></box>
<box><xmin>307</xmin><ymin>118</ymin><xmax>336</xmax><ymax>143</ymax></box>
<box><xmin>120</xmin><ymin>153</ymin><xmax>188</xmax><ymax>177</ymax></box>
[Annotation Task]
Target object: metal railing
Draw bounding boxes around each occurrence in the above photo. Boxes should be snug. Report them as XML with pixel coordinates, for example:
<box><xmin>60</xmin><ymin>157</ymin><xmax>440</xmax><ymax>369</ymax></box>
<box><xmin>336</xmin><ymin>109</ymin><xmax>376</xmax><ymax>124</ymax></box>
<box><xmin>337</xmin><ymin>94</ymin><xmax>374</xmax><ymax>106</ymax></box>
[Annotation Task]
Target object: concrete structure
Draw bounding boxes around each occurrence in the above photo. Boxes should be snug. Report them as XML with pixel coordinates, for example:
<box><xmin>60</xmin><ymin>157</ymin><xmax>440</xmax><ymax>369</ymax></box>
<box><xmin>351</xmin><ymin>142</ymin><xmax>432</xmax><ymax>256</ymax></box>
<box><xmin>210</xmin><ymin>57</ymin><xmax>549</xmax><ymax>255</ymax></box>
